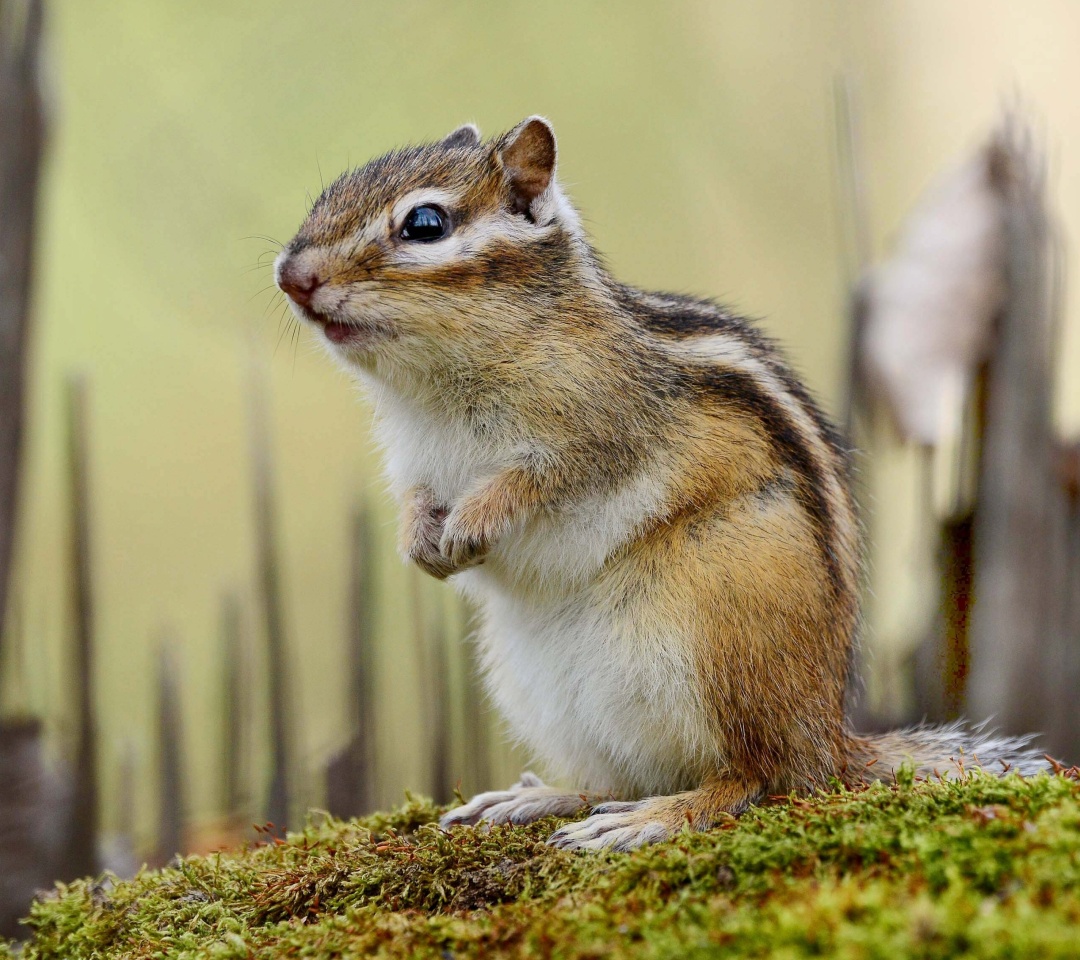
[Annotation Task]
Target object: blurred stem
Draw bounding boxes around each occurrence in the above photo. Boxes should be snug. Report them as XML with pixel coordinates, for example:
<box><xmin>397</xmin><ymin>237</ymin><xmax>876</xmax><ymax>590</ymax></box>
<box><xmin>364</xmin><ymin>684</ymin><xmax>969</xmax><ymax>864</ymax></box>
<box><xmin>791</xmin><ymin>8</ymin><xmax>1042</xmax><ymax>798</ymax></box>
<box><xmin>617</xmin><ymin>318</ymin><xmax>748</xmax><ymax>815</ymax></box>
<box><xmin>156</xmin><ymin>639</ymin><xmax>185</xmax><ymax>863</ymax></box>
<box><xmin>247</xmin><ymin>359</ymin><xmax>293</xmax><ymax>834</ymax></box>
<box><xmin>65</xmin><ymin>373</ymin><xmax>98</xmax><ymax>878</ymax></box>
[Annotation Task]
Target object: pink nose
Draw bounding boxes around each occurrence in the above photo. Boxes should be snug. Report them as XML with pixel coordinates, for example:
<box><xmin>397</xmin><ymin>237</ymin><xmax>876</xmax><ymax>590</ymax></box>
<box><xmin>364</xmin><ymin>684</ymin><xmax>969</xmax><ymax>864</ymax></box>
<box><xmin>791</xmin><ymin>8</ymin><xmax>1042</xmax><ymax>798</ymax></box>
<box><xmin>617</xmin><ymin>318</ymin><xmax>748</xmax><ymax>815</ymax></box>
<box><xmin>278</xmin><ymin>260</ymin><xmax>322</xmax><ymax>307</ymax></box>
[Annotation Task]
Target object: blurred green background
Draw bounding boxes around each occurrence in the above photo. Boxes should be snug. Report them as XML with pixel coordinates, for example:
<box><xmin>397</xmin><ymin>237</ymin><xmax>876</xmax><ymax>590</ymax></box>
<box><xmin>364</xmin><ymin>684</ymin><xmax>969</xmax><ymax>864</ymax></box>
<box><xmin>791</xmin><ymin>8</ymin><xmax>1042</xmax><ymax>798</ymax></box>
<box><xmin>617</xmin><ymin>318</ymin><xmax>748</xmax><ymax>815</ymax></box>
<box><xmin>4</xmin><ymin>0</ymin><xmax>1080</xmax><ymax>859</ymax></box>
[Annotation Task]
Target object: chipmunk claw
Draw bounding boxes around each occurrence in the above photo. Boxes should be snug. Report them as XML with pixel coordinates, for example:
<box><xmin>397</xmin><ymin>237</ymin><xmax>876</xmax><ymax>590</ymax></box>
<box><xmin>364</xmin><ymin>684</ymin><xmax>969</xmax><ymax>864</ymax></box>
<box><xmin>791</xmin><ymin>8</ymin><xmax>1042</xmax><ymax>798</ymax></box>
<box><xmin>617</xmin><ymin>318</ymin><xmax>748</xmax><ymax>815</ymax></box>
<box><xmin>440</xmin><ymin>772</ymin><xmax>590</xmax><ymax>828</ymax></box>
<box><xmin>409</xmin><ymin>543</ymin><xmax>459</xmax><ymax>580</ymax></box>
<box><xmin>438</xmin><ymin>531</ymin><xmax>487</xmax><ymax>570</ymax></box>
<box><xmin>402</xmin><ymin>488</ymin><xmax>460</xmax><ymax>579</ymax></box>
<box><xmin>547</xmin><ymin>799</ymin><xmax>673</xmax><ymax>851</ymax></box>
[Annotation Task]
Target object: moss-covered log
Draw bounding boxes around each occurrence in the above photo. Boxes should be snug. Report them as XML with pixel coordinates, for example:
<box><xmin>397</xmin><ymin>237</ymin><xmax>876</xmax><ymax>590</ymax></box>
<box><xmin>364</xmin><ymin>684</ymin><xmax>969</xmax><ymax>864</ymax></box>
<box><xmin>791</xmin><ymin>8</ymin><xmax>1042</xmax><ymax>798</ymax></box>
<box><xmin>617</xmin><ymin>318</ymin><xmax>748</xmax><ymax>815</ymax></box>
<box><xmin>9</xmin><ymin>771</ymin><xmax>1080</xmax><ymax>959</ymax></box>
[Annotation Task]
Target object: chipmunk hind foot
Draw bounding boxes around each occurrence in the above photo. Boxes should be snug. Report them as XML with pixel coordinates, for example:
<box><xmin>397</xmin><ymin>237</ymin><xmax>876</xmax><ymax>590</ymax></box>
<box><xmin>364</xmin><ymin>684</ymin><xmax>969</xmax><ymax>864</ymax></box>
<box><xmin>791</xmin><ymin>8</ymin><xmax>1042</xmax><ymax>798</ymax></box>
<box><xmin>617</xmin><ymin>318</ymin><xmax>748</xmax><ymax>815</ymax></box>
<box><xmin>440</xmin><ymin>772</ymin><xmax>594</xmax><ymax>828</ymax></box>
<box><xmin>547</xmin><ymin>776</ymin><xmax>763</xmax><ymax>851</ymax></box>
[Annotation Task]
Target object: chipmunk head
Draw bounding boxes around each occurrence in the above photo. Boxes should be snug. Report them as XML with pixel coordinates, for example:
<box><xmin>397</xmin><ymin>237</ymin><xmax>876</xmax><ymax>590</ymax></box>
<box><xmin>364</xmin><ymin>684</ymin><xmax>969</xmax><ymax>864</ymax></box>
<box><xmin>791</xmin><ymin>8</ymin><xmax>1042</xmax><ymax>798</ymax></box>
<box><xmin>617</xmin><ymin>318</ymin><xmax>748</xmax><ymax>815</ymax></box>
<box><xmin>275</xmin><ymin>117</ymin><xmax>591</xmax><ymax>377</ymax></box>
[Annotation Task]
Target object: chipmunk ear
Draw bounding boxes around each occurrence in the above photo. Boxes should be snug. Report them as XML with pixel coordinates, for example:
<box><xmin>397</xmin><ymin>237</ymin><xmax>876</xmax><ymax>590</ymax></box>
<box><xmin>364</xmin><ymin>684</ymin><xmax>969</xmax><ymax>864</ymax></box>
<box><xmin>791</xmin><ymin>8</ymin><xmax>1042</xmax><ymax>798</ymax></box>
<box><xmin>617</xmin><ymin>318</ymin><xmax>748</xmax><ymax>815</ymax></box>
<box><xmin>440</xmin><ymin>123</ymin><xmax>482</xmax><ymax>148</ymax></box>
<box><xmin>498</xmin><ymin>116</ymin><xmax>557</xmax><ymax>216</ymax></box>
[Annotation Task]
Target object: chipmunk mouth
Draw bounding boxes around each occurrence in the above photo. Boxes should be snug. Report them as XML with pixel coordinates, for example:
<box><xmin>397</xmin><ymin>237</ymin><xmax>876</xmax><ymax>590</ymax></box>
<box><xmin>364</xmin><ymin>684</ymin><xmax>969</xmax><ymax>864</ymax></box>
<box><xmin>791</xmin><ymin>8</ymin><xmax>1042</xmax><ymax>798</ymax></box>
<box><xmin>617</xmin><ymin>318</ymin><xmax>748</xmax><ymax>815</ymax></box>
<box><xmin>299</xmin><ymin>305</ymin><xmax>389</xmax><ymax>350</ymax></box>
<box><xmin>322</xmin><ymin>318</ymin><xmax>356</xmax><ymax>344</ymax></box>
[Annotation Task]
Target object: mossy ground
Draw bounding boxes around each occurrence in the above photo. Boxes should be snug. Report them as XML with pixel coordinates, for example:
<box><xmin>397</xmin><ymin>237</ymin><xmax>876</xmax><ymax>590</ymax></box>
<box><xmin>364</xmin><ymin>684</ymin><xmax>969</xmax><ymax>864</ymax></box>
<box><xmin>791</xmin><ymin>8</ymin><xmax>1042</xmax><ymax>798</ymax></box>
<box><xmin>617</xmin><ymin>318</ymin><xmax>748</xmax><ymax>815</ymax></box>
<box><xmin>8</xmin><ymin>771</ymin><xmax>1080</xmax><ymax>959</ymax></box>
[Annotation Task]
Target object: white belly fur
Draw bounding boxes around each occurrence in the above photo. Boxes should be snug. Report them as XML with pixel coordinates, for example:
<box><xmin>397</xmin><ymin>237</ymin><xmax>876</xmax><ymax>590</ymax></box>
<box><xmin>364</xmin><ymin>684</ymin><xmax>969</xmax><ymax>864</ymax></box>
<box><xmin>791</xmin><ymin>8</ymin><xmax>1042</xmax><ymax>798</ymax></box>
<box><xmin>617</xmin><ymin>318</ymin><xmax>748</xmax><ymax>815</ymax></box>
<box><xmin>454</xmin><ymin>475</ymin><xmax>723</xmax><ymax>798</ymax></box>
<box><xmin>458</xmin><ymin>565</ymin><xmax>721</xmax><ymax>797</ymax></box>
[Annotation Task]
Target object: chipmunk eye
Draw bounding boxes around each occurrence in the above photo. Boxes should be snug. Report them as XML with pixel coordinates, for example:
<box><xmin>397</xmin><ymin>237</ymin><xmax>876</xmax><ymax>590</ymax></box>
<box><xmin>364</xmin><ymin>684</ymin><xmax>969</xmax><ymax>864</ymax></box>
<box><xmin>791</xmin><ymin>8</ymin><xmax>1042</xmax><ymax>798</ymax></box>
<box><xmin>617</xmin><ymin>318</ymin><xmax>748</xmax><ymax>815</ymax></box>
<box><xmin>400</xmin><ymin>205</ymin><xmax>448</xmax><ymax>242</ymax></box>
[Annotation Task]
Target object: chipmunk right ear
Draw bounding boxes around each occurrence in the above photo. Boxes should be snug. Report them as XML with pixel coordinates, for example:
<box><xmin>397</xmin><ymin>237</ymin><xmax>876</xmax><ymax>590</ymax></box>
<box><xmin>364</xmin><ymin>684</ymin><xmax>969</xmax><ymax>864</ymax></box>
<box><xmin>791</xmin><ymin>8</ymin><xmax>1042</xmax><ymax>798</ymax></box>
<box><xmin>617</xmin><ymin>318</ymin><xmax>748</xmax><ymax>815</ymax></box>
<box><xmin>440</xmin><ymin>123</ymin><xmax>481</xmax><ymax>148</ymax></box>
<box><xmin>498</xmin><ymin>116</ymin><xmax>557</xmax><ymax>216</ymax></box>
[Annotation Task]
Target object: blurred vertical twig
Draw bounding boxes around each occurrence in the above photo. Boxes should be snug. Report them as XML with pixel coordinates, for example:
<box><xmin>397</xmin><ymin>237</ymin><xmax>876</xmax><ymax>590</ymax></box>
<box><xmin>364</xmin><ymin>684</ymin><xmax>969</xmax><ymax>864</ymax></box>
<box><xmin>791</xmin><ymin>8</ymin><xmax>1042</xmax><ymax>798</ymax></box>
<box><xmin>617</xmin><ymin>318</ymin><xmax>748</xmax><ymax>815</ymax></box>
<box><xmin>326</xmin><ymin>503</ymin><xmax>378</xmax><ymax>818</ymax></box>
<box><xmin>65</xmin><ymin>373</ymin><xmax>98</xmax><ymax>878</ymax></box>
<box><xmin>0</xmin><ymin>0</ymin><xmax>45</xmax><ymax>687</ymax></box>
<box><xmin>155</xmin><ymin>639</ymin><xmax>185</xmax><ymax>864</ymax></box>
<box><xmin>220</xmin><ymin>592</ymin><xmax>247</xmax><ymax>819</ymax></box>
<box><xmin>428</xmin><ymin>615</ymin><xmax>452</xmax><ymax>805</ymax></box>
<box><xmin>346</xmin><ymin>505</ymin><xmax>377</xmax><ymax>809</ymax></box>
<box><xmin>247</xmin><ymin>361</ymin><xmax>294</xmax><ymax>833</ymax></box>
<box><xmin>832</xmin><ymin>73</ymin><xmax>876</xmax><ymax>727</ymax></box>
<box><xmin>833</xmin><ymin>72</ymin><xmax>872</xmax><ymax>438</ymax></box>
<box><xmin>101</xmin><ymin>737</ymin><xmax>138</xmax><ymax>876</ymax></box>
<box><xmin>409</xmin><ymin>570</ymin><xmax>453</xmax><ymax>805</ymax></box>
<box><xmin>458</xmin><ymin>598</ymin><xmax>491</xmax><ymax>797</ymax></box>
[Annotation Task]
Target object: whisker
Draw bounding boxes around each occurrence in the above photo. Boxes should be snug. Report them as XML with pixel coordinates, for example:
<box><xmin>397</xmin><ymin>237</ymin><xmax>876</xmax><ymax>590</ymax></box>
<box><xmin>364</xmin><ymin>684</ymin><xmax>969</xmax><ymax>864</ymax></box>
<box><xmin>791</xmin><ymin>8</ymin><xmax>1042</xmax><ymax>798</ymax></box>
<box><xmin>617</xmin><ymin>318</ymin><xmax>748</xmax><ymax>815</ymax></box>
<box><xmin>248</xmin><ymin>283</ymin><xmax>281</xmax><ymax>305</ymax></box>
<box><xmin>240</xmin><ymin>234</ymin><xmax>285</xmax><ymax>249</ymax></box>
<box><xmin>263</xmin><ymin>291</ymin><xmax>287</xmax><ymax>321</ymax></box>
<box><xmin>274</xmin><ymin>309</ymin><xmax>294</xmax><ymax>358</ymax></box>
<box><xmin>242</xmin><ymin>249</ymin><xmax>282</xmax><ymax>277</ymax></box>
<box><xmin>292</xmin><ymin>320</ymin><xmax>302</xmax><ymax>373</ymax></box>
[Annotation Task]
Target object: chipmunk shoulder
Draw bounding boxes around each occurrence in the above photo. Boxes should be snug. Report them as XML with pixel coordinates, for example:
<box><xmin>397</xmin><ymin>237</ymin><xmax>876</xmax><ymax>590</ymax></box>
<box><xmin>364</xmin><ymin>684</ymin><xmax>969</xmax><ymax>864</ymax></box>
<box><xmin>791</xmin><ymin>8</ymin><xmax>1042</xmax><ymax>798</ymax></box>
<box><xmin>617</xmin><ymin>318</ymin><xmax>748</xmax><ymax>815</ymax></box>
<box><xmin>276</xmin><ymin>117</ymin><xmax>1052</xmax><ymax>850</ymax></box>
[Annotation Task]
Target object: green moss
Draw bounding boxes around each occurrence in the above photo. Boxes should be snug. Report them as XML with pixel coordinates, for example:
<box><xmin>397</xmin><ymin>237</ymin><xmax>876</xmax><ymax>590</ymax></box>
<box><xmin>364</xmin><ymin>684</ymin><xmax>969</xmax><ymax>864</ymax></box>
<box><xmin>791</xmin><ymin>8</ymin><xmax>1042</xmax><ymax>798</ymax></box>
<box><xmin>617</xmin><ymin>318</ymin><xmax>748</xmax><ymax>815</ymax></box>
<box><xmin>17</xmin><ymin>773</ymin><xmax>1080</xmax><ymax>959</ymax></box>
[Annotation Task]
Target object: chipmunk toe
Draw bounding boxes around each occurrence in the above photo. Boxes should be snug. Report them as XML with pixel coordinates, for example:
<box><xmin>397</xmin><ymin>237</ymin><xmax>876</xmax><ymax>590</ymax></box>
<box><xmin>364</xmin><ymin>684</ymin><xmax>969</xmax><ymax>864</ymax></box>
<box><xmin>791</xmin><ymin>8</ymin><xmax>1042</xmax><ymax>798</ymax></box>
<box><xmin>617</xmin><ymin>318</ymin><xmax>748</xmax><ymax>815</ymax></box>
<box><xmin>440</xmin><ymin>772</ymin><xmax>590</xmax><ymax>828</ymax></box>
<box><xmin>547</xmin><ymin>798</ymin><xmax>686</xmax><ymax>850</ymax></box>
<box><xmin>548</xmin><ymin>807</ymin><xmax>673</xmax><ymax>851</ymax></box>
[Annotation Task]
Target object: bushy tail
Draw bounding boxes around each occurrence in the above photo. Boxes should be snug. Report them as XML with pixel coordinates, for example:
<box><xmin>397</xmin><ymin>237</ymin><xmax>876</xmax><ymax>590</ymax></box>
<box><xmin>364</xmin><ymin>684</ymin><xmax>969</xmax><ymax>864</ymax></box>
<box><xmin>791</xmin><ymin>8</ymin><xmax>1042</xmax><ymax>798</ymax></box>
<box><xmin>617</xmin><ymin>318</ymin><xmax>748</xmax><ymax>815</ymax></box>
<box><xmin>845</xmin><ymin>721</ymin><xmax>1055</xmax><ymax>784</ymax></box>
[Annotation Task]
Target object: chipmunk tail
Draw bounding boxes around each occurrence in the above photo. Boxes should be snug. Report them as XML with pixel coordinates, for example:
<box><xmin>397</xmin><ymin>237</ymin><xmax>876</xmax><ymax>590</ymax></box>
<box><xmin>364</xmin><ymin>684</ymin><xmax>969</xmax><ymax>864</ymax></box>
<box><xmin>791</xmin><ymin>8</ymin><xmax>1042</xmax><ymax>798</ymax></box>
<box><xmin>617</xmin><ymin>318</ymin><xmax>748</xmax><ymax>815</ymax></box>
<box><xmin>843</xmin><ymin>720</ymin><xmax>1057</xmax><ymax>783</ymax></box>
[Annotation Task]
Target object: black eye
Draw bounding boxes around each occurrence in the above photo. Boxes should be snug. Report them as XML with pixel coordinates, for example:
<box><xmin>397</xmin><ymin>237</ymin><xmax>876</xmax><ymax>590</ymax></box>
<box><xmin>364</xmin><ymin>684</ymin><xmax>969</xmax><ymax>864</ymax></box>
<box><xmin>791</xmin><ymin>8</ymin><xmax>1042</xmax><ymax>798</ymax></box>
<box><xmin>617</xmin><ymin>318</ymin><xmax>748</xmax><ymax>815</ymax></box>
<box><xmin>400</xmin><ymin>205</ymin><xmax>448</xmax><ymax>242</ymax></box>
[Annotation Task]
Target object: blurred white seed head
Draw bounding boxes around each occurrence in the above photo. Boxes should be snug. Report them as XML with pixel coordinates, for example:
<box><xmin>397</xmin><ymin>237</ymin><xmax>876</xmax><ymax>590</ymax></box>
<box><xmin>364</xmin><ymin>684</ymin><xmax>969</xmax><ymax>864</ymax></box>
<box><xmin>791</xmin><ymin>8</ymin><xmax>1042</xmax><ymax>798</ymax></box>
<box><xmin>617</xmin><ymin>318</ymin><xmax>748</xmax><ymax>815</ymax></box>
<box><xmin>861</xmin><ymin>133</ymin><xmax>1013</xmax><ymax>445</ymax></box>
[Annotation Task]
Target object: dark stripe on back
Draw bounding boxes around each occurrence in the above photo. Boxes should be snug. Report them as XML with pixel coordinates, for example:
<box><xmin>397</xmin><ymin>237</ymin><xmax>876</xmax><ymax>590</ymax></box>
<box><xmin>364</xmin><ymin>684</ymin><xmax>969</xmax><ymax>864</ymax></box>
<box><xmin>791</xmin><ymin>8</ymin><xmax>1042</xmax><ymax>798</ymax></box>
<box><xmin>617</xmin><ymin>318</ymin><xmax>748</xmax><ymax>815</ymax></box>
<box><xmin>610</xmin><ymin>281</ymin><xmax>856</xmax><ymax>601</ymax></box>
<box><xmin>688</xmin><ymin>363</ymin><xmax>847</xmax><ymax>600</ymax></box>
<box><xmin>618</xmin><ymin>284</ymin><xmax>854</xmax><ymax>476</ymax></box>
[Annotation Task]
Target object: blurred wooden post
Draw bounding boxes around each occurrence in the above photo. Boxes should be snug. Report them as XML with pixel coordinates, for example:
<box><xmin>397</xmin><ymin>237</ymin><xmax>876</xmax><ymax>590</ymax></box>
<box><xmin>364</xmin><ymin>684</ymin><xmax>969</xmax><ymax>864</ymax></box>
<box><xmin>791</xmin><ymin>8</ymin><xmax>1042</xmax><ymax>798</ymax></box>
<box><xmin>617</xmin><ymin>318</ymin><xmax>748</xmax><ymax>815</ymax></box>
<box><xmin>65</xmin><ymin>374</ymin><xmax>98</xmax><ymax>878</ymax></box>
<box><xmin>966</xmin><ymin>126</ymin><xmax>1059</xmax><ymax>735</ymax></box>
<box><xmin>325</xmin><ymin>505</ymin><xmax>378</xmax><ymax>818</ymax></box>
<box><xmin>0</xmin><ymin>4</ymin><xmax>48</xmax><ymax>913</ymax></box>
<box><xmin>247</xmin><ymin>364</ymin><xmax>293</xmax><ymax>833</ymax></box>
<box><xmin>0</xmin><ymin>717</ymin><xmax>56</xmax><ymax>938</ymax></box>
<box><xmin>0</xmin><ymin>0</ymin><xmax>45</xmax><ymax>680</ymax></box>
<box><xmin>1051</xmin><ymin>445</ymin><xmax>1080</xmax><ymax>759</ymax></box>
<box><xmin>155</xmin><ymin>641</ymin><xmax>184</xmax><ymax>864</ymax></box>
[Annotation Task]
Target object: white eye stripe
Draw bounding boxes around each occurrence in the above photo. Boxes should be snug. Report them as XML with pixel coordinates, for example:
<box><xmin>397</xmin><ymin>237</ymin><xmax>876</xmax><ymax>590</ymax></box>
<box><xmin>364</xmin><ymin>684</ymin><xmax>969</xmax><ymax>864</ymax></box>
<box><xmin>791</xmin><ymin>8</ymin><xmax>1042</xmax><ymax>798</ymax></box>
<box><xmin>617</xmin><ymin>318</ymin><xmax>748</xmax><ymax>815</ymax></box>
<box><xmin>294</xmin><ymin>210</ymin><xmax>536</xmax><ymax>274</ymax></box>
<box><xmin>390</xmin><ymin>211</ymin><xmax>548</xmax><ymax>267</ymax></box>
<box><xmin>308</xmin><ymin>188</ymin><xmax>563</xmax><ymax>272</ymax></box>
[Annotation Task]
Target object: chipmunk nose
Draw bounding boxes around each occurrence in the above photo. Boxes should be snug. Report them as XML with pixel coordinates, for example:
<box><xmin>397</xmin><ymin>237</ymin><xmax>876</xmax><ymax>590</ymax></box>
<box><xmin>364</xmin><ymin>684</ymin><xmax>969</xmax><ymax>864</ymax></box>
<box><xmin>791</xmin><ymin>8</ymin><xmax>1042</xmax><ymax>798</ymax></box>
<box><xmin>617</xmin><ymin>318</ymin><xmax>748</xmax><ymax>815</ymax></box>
<box><xmin>277</xmin><ymin>259</ymin><xmax>323</xmax><ymax>307</ymax></box>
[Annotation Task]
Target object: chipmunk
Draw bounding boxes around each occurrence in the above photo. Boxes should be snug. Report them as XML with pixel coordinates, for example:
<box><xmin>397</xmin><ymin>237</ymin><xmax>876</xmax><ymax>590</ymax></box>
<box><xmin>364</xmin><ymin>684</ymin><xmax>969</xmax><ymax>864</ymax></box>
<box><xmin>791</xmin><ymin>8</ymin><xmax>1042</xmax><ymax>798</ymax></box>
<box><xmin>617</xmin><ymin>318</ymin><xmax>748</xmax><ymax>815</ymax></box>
<box><xmin>275</xmin><ymin>117</ymin><xmax>1052</xmax><ymax>850</ymax></box>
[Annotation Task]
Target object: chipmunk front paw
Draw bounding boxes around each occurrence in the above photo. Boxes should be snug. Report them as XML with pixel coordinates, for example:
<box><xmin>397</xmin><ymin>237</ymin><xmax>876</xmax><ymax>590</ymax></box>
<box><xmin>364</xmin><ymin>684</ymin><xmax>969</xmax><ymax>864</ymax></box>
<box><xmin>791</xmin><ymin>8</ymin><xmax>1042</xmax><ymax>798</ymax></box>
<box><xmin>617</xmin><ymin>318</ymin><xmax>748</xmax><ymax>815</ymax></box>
<box><xmin>438</xmin><ymin>494</ymin><xmax>509</xmax><ymax>570</ymax></box>
<box><xmin>440</xmin><ymin>772</ymin><xmax>592</xmax><ymax>827</ymax></box>
<box><xmin>402</xmin><ymin>487</ymin><xmax>457</xmax><ymax>580</ymax></box>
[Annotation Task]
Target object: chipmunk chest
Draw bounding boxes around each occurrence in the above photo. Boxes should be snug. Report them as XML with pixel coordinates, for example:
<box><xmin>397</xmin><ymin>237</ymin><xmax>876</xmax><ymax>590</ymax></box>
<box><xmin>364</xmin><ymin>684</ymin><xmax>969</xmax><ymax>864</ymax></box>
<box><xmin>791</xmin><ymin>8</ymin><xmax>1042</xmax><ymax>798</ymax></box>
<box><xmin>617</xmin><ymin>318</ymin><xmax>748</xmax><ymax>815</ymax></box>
<box><xmin>370</xmin><ymin>388</ymin><xmax>504</xmax><ymax>502</ymax></box>
<box><xmin>492</xmin><ymin>468</ymin><xmax>670</xmax><ymax>587</ymax></box>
